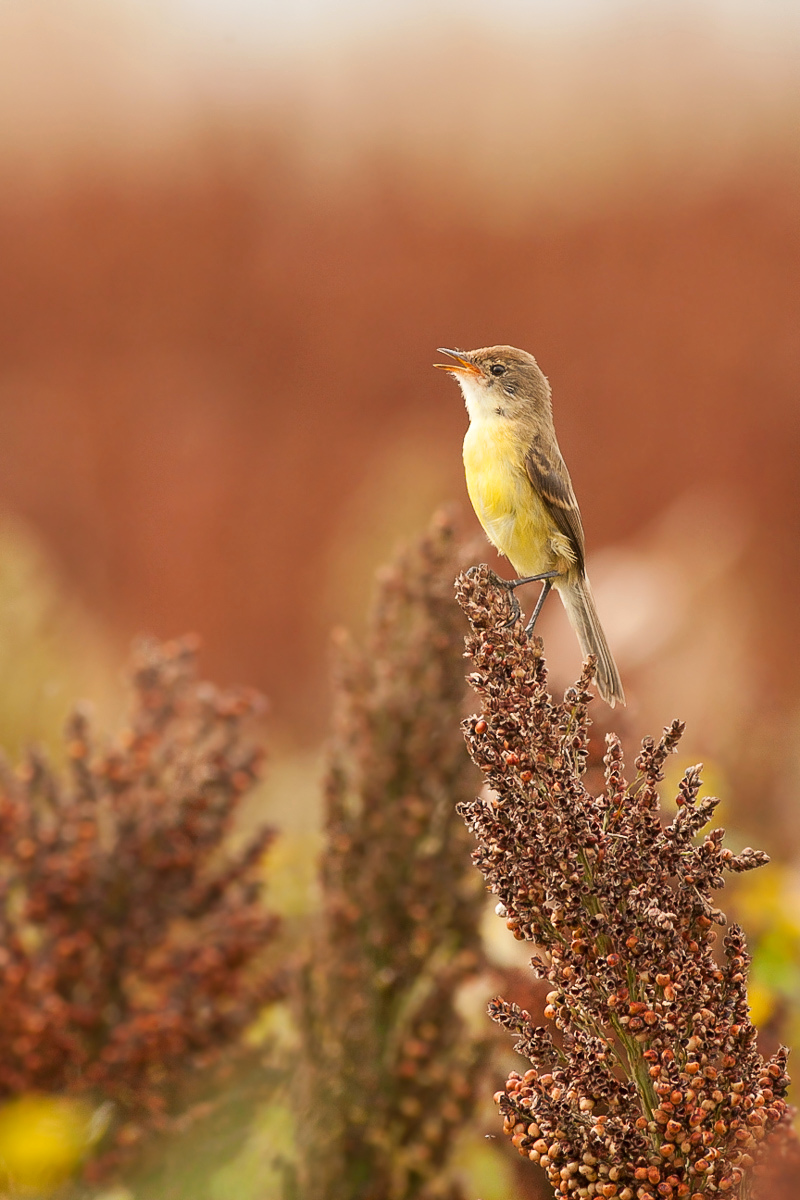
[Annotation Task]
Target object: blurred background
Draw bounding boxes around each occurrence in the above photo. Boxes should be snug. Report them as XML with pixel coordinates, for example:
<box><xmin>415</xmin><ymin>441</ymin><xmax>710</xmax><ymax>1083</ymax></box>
<box><xmin>0</xmin><ymin>0</ymin><xmax>797</xmax><ymax>1191</ymax></box>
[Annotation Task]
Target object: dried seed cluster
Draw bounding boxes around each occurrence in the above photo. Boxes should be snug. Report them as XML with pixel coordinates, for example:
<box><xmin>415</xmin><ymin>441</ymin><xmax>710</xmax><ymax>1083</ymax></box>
<box><xmin>0</xmin><ymin>637</ymin><xmax>280</xmax><ymax>1161</ymax></box>
<box><xmin>295</xmin><ymin>514</ymin><xmax>488</xmax><ymax>1200</ymax></box>
<box><xmin>455</xmin><ymin>566</ymin><xmax>794</xmax><ymax>1200</ymax></box>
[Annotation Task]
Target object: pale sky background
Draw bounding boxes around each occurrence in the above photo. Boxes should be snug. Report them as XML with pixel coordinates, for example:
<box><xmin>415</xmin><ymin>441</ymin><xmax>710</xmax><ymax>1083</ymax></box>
<box><xmin>0</xmin><ymin>0</ymin><xmax>796</xmax><ymax>180</ymax></box>
<box><xmin>163</xmin><ymin>0</ymin><xmax>800</xmax><ymax>84</ymax></box>
<box><xmin>171</xmin><ymin>0</ymin><xmax>800</xmax><ymax>47</ymax></box>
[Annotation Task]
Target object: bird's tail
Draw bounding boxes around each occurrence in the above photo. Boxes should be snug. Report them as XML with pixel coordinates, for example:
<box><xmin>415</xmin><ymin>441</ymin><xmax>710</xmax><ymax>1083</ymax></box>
<box><xmin>558</xmin><ymin>575</ymin><xmax>625</xmax><ymax>707</ymax></box>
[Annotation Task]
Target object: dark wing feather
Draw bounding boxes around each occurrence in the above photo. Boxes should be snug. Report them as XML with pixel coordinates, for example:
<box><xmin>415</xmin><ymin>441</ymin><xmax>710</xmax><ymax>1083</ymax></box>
<box><xmin>524</xmin><ymin>434</ymin><xmax>586</xmax><ymax>575</ymax></box>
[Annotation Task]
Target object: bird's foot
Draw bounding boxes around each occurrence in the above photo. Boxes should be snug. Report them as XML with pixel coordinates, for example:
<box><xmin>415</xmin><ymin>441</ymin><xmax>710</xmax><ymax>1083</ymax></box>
<box><xmin>495</xmin><ymin>571</ymin><xmax>559</xmax><ymax>629</ymax></box>
<box><xmin>465</xmin><ymin>566</ymin><xmax>524</xmax><ymax>626</ymax></box>
<box><xmin>465</xmin><ymin>567</ymin><xmax>560</xmax><ymax>632</ymax></box>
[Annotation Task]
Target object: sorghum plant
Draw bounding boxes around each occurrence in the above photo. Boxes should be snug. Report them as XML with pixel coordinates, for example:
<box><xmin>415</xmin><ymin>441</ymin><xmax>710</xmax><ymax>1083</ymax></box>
<box><xmin>455</xmin><ymin>565</ymin><xmax>795</xmax><ymax>1200</ymax></box>
<box><xmin>0</xmin><ymin>637</ymin><xmax>280</xmax><ymax>1156</ymax></box>
<box><xmin>293</xmin><ymin>513</ymin><xmax>488</xmax><ymax>1200</ymax></box>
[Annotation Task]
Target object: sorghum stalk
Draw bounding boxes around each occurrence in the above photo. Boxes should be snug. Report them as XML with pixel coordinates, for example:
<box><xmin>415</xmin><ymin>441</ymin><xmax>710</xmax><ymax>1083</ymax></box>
<box><xmin>455</xmin><ymin>565</ymin><xmax>794</xmax><ymax>1200</ymax></box>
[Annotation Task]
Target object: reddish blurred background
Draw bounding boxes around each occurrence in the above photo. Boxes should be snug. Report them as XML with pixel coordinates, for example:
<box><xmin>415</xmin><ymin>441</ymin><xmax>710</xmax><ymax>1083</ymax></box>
<box><xmin>0</xmin><ymin>6</ymin><xmax>797</xmax><ymax>1194</ymax></box>
<box><xmin>0</xmin><ymin>0</ymin><xmax>797</xmax><ymax>835</ymax></box>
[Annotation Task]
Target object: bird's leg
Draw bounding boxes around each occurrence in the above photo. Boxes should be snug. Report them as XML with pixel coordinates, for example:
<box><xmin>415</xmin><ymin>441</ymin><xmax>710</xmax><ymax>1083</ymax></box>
<box><xmin>493</xmin><ymin>570</ymin><xmax>560</xmax><ymax>629</ymax></box>
<box><xmin>524</xmin><ymin>576</ymin><xmax>555</xmax><ymax>636</ymax></box>
<box><xmin>506</xmin><ymin>570</ymin><xmax>560</xmax><ymax>591</ymax></box>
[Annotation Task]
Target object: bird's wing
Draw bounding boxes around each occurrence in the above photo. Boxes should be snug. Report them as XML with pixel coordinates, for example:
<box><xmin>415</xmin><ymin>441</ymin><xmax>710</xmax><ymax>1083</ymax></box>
<box><xmin>524</xmin><ymin>434</ymin><xmax>586</xmax><ymax>574</ymax></box>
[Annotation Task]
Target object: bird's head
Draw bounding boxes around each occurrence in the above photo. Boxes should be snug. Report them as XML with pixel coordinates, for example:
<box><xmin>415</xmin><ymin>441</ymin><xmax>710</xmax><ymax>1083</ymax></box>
<box><xmin>434</xmin><ymin>345</ymin><xmax>551</xmax><ymax>421</ymax></box>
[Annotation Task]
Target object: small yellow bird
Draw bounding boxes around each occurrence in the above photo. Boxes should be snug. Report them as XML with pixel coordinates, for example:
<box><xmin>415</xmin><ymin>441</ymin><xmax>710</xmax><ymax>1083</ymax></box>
<box><xmin>435</xmin><ymin>344</ymin><xmax>624</xmax><ymax>707</ymax></box>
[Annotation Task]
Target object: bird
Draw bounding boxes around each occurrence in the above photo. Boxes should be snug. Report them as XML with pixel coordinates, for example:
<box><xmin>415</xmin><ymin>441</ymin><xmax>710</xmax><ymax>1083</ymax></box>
<box><xmin>435</xmin><ymin>344</ymin><xmax>625</xmax><ymax>707</ymax></box>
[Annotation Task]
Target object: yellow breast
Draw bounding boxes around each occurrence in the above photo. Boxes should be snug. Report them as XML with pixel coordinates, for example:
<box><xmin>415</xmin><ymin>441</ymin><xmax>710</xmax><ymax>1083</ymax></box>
<box><xmin>462</xmin><ymin>416</ymin><xmax>553</xmax><ymax>578</ymax></box>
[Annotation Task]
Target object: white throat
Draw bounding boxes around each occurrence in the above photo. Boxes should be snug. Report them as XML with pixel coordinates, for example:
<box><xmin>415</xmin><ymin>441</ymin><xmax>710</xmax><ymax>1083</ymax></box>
<box><xmin>454</xmin><ymin>373</ymin><xmax>498</xmax><ymax>425</ymax></box>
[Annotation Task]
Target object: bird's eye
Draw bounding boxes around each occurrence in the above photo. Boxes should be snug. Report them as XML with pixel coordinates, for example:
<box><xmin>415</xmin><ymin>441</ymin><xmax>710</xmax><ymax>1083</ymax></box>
<box><xmin>489</xmin><ymin>363</ymin><xmax>506</xmax><ymax>376</ymax></box>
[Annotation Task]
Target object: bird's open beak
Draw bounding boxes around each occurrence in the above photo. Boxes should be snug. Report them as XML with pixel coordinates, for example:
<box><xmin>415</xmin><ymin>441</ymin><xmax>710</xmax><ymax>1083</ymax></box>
<box><xmin>434</xmin><ymin>348</ymin><xmax>482</xmax><ymax>377</ymax></box>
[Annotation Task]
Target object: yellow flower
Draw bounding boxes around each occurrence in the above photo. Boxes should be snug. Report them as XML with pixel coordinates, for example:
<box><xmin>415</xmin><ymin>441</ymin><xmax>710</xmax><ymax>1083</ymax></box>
<box><xmin>0</xmin><ymin>1095</ymin><xmax>106</xmax><ymax>1194</ymax></box>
